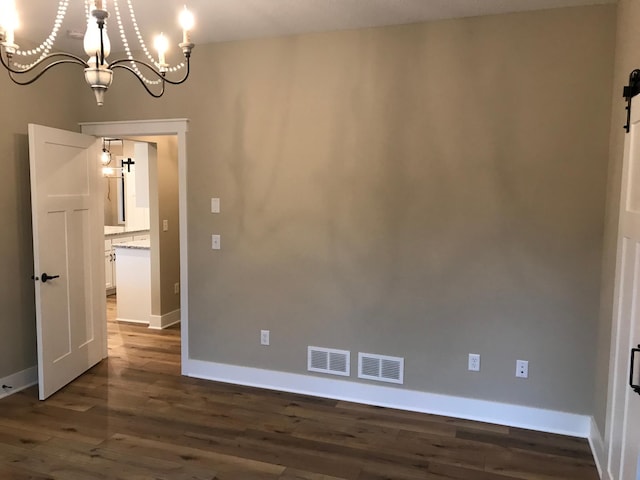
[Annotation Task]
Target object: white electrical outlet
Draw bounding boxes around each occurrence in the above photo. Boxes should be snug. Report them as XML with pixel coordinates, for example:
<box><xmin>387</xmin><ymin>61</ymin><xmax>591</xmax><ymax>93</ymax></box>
<box><xmin>516</xmin><ymin>360</ymin><xmax>529</xmax><ymax>378</ymax></box>
<box><xmin>260</xmin><ymin>330</ymin><xmax>270</xmax><ymax>346</ymax></box>
<box><xmin>212</xmin><ymin>234</ymin><xmax>221</xmax><ymax>250</ymax></box>
<box><xmin>468</xmin><ymin>353</ymin><xmax>480</xmax><ymax>372</ymax></box>
<box><xmin>163</xmin><ymin>219</ymin><xmax>169</xmax><ymax>231</ymax></box>
<box><xmin>211</xmin><ymin>198</ymin><xmax>220</xmax><ymax>213</ymax></box>
<box><xmin>174</xmin><ymin>282</ymin><xmax>179</xmax><ymax>294</ymax></box>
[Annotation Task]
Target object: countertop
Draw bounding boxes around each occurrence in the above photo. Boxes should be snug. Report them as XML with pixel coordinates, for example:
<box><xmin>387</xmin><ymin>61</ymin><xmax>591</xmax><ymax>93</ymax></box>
<box><xmin>112</xmin><ymin>239</ymin><xmax>151</xmax><ymax>250</ymax></box>
<box><xmin>105</xmin><ymin>226</ymin><xmax>150</xmax><ymax>237</ymax></box>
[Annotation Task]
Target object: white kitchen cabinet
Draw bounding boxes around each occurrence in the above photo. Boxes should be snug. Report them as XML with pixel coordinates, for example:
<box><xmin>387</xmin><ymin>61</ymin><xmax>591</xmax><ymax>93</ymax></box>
<box><xmin>105</xmin><ymin>248</ymin><xmax>114</xmax><ymax>291</ymax></box>
<box><xmin>104</xmin><ymin>230</ymin><xmax>141</xmax><ymax>294</ymax></box>
<box><xmin>113</xmin><ymin>241</ymin><xmax>151</xmax><ymax>326</ymax></box>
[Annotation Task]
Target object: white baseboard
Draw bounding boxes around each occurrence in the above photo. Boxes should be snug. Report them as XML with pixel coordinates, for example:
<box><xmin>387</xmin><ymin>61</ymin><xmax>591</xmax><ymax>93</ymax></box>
<box><xmin>0</xmin><ymin>366</ymin><xmax>38</xmax><ymax>400</ymax></box>
<box><xmin>116</xmin><ymin>317</ymin><xmax>149</xmax><ymax>325</ymax></box>
<box><xmin>589</xmin><ymin>417</ymin><xmax>613</xmax><ymax>480</ymax></box>
<box><xmin>149</xmin><ymin>308</ymin><xmax>180</xmax><ymax>330</ymax></box>
<box><xmin>184</xmin><ymin>359</ymin><xmax>591</xmax><ymax>438</ymax></box>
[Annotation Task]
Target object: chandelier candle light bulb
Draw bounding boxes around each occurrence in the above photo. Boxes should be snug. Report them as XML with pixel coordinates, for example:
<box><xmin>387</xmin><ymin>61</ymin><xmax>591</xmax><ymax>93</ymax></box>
<box><xmin>179</xmin><ymin>5</ymin><xmax>194</xmax><ymax>44</ymax></box>
<box><xmin>0</xmin><ymin>0</ymin><xmax>19</xmax><ymax>48</ymax></box>
<box><xmin>154</xmin><ymin>33</ymin><xmax>168</xmax><ymax>70</ymax></box>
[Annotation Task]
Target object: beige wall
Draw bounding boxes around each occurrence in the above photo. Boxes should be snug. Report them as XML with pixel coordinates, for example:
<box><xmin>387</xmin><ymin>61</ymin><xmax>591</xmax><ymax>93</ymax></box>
<box><xmin>80</xmin><ymin>5</ymin><xmax>615</xmax><ymax>414</ymax></box>
<box><xmin>594</xmin><ymin>0</ymin><xmax>640</xmax><ymax>438</ymax></box>
<box><xmin>156</xmin><ymin>135</ymin><xmax>181</xmax><ymax>314</ymax></box>
<box><xmin>131</xmin><ymin>136</ymin><xmax>181</xmax><ymax>316</ymax></box>
<box><xmin>0</xmin><ymin>70</ymin><xmax>86</xmax><ymax>379</ymax></box>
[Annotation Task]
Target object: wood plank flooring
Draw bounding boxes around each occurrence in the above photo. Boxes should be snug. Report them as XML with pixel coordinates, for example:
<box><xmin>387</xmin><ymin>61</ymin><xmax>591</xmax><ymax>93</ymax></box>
<box><xmin>0</xmin><ymin>297</ymin><xmax>599</xmax><ymax>479</ymax></box>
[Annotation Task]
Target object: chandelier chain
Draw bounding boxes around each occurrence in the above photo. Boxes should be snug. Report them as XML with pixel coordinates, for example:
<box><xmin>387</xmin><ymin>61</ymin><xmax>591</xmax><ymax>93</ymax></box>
<box><xmin>13</xmin><ymin>0</ymin><xmax>70</xmax><ymax>69</ymax></box>
<box><xmin>126</xmin><ymin>0</ymin><xmax>162</xmax><ymax>67</ymax></box>
<box><xmin>112</xmin><ymin>0</ymin><xmax>184</xmax><ymax>85</ymax></box>
<box><xmin>123</xmin><ymin>0</ymin><xmax>185</xmax><ymax>74</ymax></box>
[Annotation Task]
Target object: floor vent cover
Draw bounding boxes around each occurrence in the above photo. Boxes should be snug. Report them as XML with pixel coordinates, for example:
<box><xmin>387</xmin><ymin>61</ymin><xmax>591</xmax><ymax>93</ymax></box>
<box><xmin>358</xmin><ymin>352</ymin><xmax>404</xmax><ymax>384</ymax></box>
<box><xmin>307</xmin><ymin>346</ymin><xmax>350</xmax><ymax>377</ymax></box>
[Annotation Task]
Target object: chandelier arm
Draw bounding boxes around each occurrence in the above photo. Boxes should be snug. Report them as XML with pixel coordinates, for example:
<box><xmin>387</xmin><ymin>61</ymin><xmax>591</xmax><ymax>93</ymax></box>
<box><xmin>109</xmin><ymin>56</ymin><xmax>190</xmax><ymax>86</ymax></box>
<box><xmin>111</xmin><ymin>64</ymin><xmax>166</xmax><ymax>98</ymax></box>
<box><xmin>6</xmin><ymin>59</ymin><xmax>88</xmax><ymax>86</ymax></box>
<box><xmin>0</xmin><ymin>51</ymin><xmax>88</xmax><ymax>75</ymax></box>
<box><xmin>9</xmin><ymin>60</ymin><xmax>87</xmax><ymax>85</ymax></box>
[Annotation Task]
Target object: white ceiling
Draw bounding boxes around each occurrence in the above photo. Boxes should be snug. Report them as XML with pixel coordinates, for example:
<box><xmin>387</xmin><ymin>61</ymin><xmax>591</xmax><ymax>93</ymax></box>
<box><xmin>14</xmin><ymin>0</ymin><xmax>616</xmax><ymax>55</ymax></box>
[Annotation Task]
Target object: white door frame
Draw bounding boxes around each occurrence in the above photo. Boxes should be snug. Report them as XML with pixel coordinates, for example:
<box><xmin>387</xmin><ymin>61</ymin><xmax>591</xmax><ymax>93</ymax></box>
<box><xmin>80</xmin><ymin>119</ymin><xmax>190</xmax><ymax>370</ymax></box>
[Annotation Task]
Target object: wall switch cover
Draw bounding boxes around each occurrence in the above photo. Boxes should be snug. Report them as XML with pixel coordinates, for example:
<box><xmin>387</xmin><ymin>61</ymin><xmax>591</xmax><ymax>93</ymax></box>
<box><xmin>211</xmin><ymin>198</ymin><xmax>220</xmax><ymax>213</ymax></box>
<box><xmin>261</xmin><ymin>330</ymin><xmax>270</xmax><ymax>346</ymax></box>
<box><xmin>212</xmin><ymin>234</ymin><xmax>221</xmax><ymax>250</ymax></box>
<box><xmin>163</xmin><ymin>219</ymin><xmax>169</xmax><ymax>231</ymax></box>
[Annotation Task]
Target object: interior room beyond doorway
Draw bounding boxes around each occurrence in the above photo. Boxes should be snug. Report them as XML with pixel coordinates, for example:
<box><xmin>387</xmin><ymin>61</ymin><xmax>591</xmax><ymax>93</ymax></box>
<box><xmin>102</xmin><ymin>135</ymin><xmax>181</xmax><ymax>342</ymax></box>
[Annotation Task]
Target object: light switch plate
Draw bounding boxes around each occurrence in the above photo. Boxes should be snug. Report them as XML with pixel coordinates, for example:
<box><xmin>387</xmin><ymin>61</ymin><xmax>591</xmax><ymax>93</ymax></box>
<box><xmin>162</xmin><ymin>219</ymin><xmax>169</xmax><ymax>231</ymax></box>
<box><xmin>211</xmin><ymin>234</ymin><xmax>221</xmax><ymax>250</ymax></box>
<box><xmin>211</xmin><ymin>198</ymin><xmax>220</xmax><ymax>213</ymax></box>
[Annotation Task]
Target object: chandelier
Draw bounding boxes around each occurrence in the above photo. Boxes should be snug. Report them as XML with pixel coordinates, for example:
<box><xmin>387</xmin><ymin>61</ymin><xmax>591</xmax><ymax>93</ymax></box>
<box><xmin>0</xmin><ymin>0</ymin><xmax>195</xmax><ymax>106</ymax></box>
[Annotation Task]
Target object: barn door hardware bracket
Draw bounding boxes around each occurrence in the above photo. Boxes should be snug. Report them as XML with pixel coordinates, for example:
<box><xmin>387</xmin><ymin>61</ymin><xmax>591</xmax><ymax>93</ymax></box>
<box><xmin>630</xmin><ymin>344</ymin><xmax>640</xmax><ymax>395</ymax></box>
<box><xmin>623</xmin><ymin>69</ymin><xmax>640</xmax><ymax>133</ymax></box>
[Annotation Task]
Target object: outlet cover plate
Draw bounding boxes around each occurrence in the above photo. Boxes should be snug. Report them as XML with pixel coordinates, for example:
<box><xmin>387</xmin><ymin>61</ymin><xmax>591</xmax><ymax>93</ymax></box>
<box><xmin>516</xmin><ymin>360</ymin><xmax>529</xmax><ymax>378</ymax></box>
<box><xmin>468</xmin><ymin>353</ymin><xmax>480</xmax><ymax>372</ymax></box>
<box><xmin>261</xmin><ymin>330</ymin><xmax>270</xmax><ymax>346</ymax></box>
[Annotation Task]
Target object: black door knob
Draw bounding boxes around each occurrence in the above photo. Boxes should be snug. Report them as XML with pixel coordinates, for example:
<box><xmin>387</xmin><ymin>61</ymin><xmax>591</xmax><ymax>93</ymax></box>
<box><xmin>41</xmin><ymin>273</ymin><xmax>60</xmax><ymax>283</ymax></box>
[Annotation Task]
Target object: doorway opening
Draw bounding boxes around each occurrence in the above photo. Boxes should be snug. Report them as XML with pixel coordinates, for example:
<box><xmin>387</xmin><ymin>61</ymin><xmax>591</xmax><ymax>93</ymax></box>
<box><xmin>101</xmin><ymin>136</ymin><xmax>181</xmax><ymax>358</ymax></box>
<box><xmin>81</xmin><ymin>119</ymin><xmax>190</xmax><ymax>372</ymax></box>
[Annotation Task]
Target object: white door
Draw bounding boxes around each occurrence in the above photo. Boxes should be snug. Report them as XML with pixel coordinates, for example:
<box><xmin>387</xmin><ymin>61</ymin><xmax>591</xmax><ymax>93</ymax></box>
<box><xmin>609</xmin><ymin>96</ymin><xmax>640</xmax><ymax>480</ymax></box>
<box><xmin>29</xmin><ymin>124</ymin><xmax>106</xmax><ymax>400</ymax></box>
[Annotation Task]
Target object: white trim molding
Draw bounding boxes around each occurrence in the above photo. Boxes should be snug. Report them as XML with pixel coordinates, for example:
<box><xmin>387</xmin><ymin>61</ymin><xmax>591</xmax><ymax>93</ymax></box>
<box><xmin>0</xmin><ymin>366</ymin><xmax>38</xmax><ymax>400</ymax></box>
<box><xmin>115</xmin><ymin>317</ymin><xmax>149</xmax><ymax>325</ymax></box>
<box><xmin>80</xmin><ymin>118</ymin><xmax>189</xmax><ymax>137</ymax></box>
<box><xmin>184</xmin><ymin>359</ymin><xmax>591</xmax><ymax>438</ymax></box>
<box><xmin>149</xmin><ymin>309</ymin><xmax>181</xmax><ymax>330</ymax></box>
<box><xmin>589</xmin><ymin>417</ymin><xmax>611</xmax><ymax>480</ymax></box>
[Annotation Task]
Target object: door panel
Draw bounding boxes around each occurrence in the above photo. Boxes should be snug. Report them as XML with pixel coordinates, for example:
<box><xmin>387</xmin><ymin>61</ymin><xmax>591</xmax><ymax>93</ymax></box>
<box><xmin>610</xmin><ymin>95</ymin><xmax>640</xmax><ymax>479</ymax></box>
<box><xmin>29</xmin><ymin>124</ymin><xmax>105</xmax><ymax>400</ymax></box>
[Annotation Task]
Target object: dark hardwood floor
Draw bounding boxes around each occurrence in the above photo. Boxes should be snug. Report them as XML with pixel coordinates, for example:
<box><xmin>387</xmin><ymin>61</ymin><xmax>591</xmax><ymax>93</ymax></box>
<box><xmin>0</xmin><ymin>297</ymin><xmax>599</xmax><ymax>479</ymax></box>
